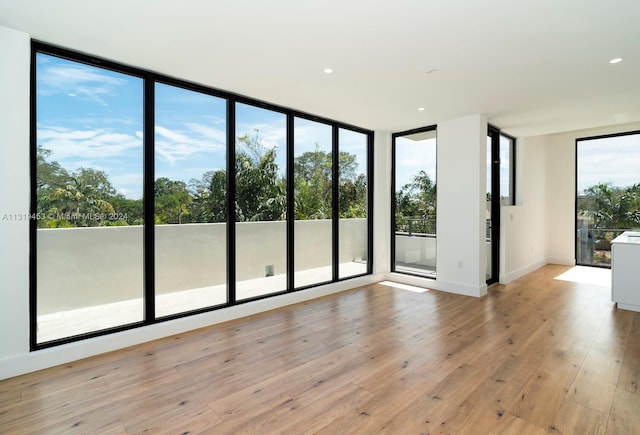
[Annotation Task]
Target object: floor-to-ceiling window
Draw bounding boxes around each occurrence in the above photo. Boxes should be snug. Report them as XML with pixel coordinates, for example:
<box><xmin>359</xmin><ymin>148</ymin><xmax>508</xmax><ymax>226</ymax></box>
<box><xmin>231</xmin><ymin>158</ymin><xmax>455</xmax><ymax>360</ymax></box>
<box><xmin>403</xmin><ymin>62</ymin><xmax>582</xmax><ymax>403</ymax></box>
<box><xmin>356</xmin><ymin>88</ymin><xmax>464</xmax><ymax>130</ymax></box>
<box><xmin>31</xmin><ymin>42</ymin><xmax>373</xmax><ymax>348</ymax></box>
<box><xmin>293</xmin><ymin>117</ymin><xmax>333</xmax><ymax>287</ymax></box>
<box><xmin>34</xmin><ymin>52</ymin><xmax>145</xmax><ymax>342</ymax></box>
<box><xmin>235</xmin><ymin>103</ymin><xmax>287</xmax><ymax>300</ymax></box>
<box><xmin>154</xmin><ymin>82</ymin><xmax>228</xmax><ymax>316</ymax></box>
<box><xmin>576</xmin><ymin>130</ymin><xmax>640</xmax><ymax>268</ymax></box>
<box><xmin>392</xmin><ymin>126</ymin><xmax>437</xmax><ymax>277</ymax></box>
<box><xmin>338</xmin><ymin>128</ymin><xmax>369</xmax><ymax>278</ymax></box>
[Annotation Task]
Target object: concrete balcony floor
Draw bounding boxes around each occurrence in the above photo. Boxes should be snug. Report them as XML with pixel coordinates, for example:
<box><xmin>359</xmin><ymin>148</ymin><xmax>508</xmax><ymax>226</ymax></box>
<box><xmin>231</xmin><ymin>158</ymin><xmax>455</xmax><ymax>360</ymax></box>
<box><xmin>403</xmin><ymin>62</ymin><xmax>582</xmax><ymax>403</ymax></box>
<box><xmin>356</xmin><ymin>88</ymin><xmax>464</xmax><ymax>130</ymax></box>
<box><xmin>37</xmin><ymin>262</ymin><xmax>367</xmax><ymax>343</ymax></box>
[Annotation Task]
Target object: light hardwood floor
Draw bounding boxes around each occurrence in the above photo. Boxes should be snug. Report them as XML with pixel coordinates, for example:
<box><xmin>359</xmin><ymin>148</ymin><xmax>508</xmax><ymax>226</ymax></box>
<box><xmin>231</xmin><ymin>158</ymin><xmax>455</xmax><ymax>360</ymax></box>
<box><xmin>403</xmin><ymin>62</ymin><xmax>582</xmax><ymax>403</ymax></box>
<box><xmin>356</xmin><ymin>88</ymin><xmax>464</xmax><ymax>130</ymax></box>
<box><xmin>1</xmin><ymin>264</ymin><xmax>639</xmax><ymax>434</ymax></box>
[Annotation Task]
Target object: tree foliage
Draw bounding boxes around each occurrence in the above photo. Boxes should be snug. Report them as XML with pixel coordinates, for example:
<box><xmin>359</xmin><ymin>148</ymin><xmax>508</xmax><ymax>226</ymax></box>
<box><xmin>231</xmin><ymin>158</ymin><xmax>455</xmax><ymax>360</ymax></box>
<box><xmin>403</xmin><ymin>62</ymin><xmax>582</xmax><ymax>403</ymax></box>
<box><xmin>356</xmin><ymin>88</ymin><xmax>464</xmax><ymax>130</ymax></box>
<box><xmin>294</xmin><ymin>146</ymin><xmax>365</xmax><ymax>220</ymax></box>
<box><xmin>578</xmin><ymin>182</ymin><xmax>640</xmax><ymax>229</ymax></box>
<box><xmin>234</xmin><ymin>131</ymin><xmax>286</xmax><ymax>222</ymax></box>
<box><xmin>189</xmin><ymin>170</ymin><xmax>226</xmax><ymax>223</ymax></box>
<box><xmin>154</xmin><ymin>177</ymin><xmax>192</xmax><ymax>224</ymax></box>
<box><xmin>35</xmin><ymin>131</ymin><xmax>367</xmax><ymax>227</ymax></box>
<box><xmin>36</xmin><ymin>146</ymin><xmax>138</xmax><ymax>227</ymax></box>
<box><xmin>395</xmin><ymin>170</ymin><xmax>437</xmax><ymax>234</ymax></box>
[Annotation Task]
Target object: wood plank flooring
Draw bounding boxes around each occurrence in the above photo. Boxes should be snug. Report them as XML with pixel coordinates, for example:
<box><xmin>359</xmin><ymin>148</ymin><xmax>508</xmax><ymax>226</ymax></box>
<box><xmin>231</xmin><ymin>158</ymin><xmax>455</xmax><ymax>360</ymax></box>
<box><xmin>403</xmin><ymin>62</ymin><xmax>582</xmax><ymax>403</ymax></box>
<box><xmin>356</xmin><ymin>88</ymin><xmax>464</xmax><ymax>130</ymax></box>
<box><xmin>1</xmin><ymin>264</ymin><xmax>639</xmax><ymax>434</ymax></box>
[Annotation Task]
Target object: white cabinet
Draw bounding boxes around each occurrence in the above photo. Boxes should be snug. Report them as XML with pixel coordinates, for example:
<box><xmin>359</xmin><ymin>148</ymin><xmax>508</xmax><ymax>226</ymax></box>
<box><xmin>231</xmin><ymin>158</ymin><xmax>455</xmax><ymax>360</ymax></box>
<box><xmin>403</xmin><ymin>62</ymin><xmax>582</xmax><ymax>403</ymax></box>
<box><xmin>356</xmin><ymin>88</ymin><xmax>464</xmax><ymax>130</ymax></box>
<box><xmin>611</xmin><ymin>231</ymin><xmax>640</xmax><ymax>312</ymax></box>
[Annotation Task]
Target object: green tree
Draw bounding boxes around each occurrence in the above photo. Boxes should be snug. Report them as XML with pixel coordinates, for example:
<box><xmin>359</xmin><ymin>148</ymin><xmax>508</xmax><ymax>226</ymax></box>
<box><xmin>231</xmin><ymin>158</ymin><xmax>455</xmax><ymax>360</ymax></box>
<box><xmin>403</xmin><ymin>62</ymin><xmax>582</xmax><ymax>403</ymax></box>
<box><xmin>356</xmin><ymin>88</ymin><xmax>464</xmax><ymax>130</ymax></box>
<box><xmin>294</xmin><ymin>146</ymin><xmax>363</xmax><ymax>220</ymax></box>
<box><xmin>36</xmin><ymin>146</ymin><xmax>71</xmax><ymax>227</ymax></box>
<box><xmin>154</xmin><ymin>177</ymin><xmax>192</xmax><ymax>224</ymax></box>
<box><xmin>189</xmin><ymin>169</ymin><xmax>227</xmax><ymax>223</ymax></box>
<box><xmin>339</xmin><ymin>173</ymin><xmax>367</xmax><ymax>218</ymax></box>
<box><xmin>188</xmin><ymin>130</ymin><xmax>288</xmax><ymax>223</ymax></box>
<box><xmin>395</xmin><ymin>170</ymin><xmax>436</xmax><ymax>234</ymax></box>
<box><xmin>579</xmin><ymin>182</ymin><xmax>640</xmax><ymax>229</ymax></box>
<box><xmin>34</xmin><ymin>134</ymin><xmax>368</xmax><ymax>228</ymax></box>
<box><xmin>110</xmin><ymin>195</ymin><xmax>143</xmax><ymax>225</ymax></box>
<box><xmin>49</xmin><ymin>168</ymin><xmax>117</xmax><ymax>227</ymax></box>
<box><xmin>234</xmin><ymin>130</ymin><xmax>286</xmax><ymax>222</ymax></box>
<box><xmin>36</xmin><ymin>146</ymin><xmax>68</xmax><ymax>192</ymax></box>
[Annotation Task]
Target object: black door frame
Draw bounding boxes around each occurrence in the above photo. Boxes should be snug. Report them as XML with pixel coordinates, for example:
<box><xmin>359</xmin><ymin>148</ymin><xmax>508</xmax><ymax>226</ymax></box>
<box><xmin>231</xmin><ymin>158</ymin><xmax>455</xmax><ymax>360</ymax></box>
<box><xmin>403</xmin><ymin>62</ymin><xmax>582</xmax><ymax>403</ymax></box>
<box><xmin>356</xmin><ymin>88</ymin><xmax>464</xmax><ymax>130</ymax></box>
<box><xmin>487</xmin><ymin>126</ymin><xmax>501</xmax><ymax>285</ymax></box>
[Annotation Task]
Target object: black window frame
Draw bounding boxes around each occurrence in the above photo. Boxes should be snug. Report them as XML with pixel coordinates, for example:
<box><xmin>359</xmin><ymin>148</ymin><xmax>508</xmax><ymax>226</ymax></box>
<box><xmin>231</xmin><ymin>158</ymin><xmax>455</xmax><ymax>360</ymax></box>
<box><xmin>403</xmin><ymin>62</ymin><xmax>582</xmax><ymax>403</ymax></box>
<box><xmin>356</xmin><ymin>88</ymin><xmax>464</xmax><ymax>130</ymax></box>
<box><xmin>30</xmin><ymin>41</ymin><xmax>373</xmax><ymax>350</ymax></box>
<box><xmin>574</xmin><ymin>129</ymin><xmax>640</xmax><ymax>269</ymax></box>
<box><xmin>391</xmin><ymin>124</ymin><xmax>438</xmax><ymax>279</ymax></box>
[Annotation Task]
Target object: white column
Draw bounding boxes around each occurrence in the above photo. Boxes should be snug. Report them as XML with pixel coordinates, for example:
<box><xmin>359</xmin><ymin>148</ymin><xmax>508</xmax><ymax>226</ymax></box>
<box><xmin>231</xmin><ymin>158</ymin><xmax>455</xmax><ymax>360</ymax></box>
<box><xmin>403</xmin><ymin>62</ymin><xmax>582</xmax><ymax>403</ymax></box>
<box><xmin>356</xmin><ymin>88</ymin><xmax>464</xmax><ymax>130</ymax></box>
<box><xmin>436</xmin><ymin>114</ymin><xmax>488</xmax><ymax>296</ymax></box>
<box><xmin>0</xmin><ymin>25</ymin><xmax>31</xmax><ymax>367</ymax></box>
<box><xmin>373</xmin><ymin>130</ymin><xmax>392</xmax><ymax>275</ymax></box>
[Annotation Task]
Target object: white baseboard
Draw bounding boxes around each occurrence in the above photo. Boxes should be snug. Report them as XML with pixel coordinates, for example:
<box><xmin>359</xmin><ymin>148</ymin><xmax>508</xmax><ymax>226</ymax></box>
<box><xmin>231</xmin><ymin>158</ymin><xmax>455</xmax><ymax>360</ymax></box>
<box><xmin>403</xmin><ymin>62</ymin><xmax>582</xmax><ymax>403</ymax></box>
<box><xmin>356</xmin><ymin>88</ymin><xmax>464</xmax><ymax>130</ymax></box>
<box><xmin>547</xmin><ymin>257</ymin><xmax>576</xmax><ymax>266</ymax></box>
<box><xmin>501</xmin><ymin>260</ymin><xmax>547</xmax><ymax>283</ymax></box>
<box><xmin>386</xmin><ymin>272</ymin><xmax>487</xmax><ymax>297</ymax></box>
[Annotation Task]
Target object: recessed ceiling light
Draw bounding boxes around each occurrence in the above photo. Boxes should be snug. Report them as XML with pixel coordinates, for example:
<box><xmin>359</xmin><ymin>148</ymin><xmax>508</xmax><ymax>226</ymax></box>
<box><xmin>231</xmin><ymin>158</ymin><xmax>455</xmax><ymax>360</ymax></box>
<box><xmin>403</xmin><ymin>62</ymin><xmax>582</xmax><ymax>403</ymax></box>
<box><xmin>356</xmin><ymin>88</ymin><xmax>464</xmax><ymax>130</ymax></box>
<box><xmin>609</xmin><ymin>57</ymin><xmax>623</xmax><ymax>64</ymax></box>
<box><xmin>418</xmin><ymin>107</ymin><xmax>425</xmax><ymax>111</ymax></box>
<box><xmin>324</xmin><ymin>68</ymin><xmax>333</xmax><ymax>74</ymax></box>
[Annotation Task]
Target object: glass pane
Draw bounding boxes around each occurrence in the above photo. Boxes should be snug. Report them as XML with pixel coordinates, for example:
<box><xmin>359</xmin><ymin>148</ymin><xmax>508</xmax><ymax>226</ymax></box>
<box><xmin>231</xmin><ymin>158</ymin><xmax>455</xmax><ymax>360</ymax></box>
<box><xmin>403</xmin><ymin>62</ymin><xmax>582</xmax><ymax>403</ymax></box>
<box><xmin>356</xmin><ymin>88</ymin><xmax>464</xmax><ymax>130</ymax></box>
<box><xmin>576</xmin><ymin>132</ymin><xmax>640</xmax><ymax>267</ymax></box>
<box><xmin>35</xmin><ymin>53</ymin><xmax>144</xmax><ymax>342</ymax></box>
<box><xmin>154</xmin><ymin>83</ymin><xmax>227</xmax><ymax>316</ymax></box>
<box><xmin>294</xmin><ymin>117</ymin><xmax>333</xmax><ymax>287</ymax></box>
<box><xmin>499</xmin><ymin>134</ymin><xmax>513</xmax><ymax>205</ymax></box>
<box><xmin>338</xmin><ymin>129</ymin><xmax>368</xmax><ymax>278</ymax></box>
<box><xmin>235</xmin><ymin>103</ymin><xmax>287</xmax><ymax>300</ymax></box>
<box><xmin>394</xmin><ymin>129</ymin><xmax>437</xmax><ymax>277</ymax></box>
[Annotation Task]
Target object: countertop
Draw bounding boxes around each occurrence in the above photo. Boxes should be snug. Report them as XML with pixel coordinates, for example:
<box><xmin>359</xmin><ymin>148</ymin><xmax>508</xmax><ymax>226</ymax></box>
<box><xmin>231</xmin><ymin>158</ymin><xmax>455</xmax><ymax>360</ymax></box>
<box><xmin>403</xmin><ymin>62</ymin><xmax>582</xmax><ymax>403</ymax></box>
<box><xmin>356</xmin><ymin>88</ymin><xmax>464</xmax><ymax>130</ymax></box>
<box><xmin>612</xmin><ymin>231</ymin><xmax>640</xmax><ymax>244</ymax></box>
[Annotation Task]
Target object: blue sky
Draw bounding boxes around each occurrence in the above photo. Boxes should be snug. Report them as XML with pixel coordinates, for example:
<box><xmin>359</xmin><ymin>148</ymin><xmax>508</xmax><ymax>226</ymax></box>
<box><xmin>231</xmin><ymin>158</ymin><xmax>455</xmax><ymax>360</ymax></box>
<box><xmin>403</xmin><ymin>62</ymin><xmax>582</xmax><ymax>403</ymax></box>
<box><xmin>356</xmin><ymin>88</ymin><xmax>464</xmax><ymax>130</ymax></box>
<box><xmin>395</xmin><ymin>134</ymin><xmax>437</xmax><ymax>190</ymax></box>
<box><xmin>577</xmin><ymin>134</ymin><xmax>640</xmax><ymax>195</ymax></box>
<box><xmin>41</xmin><ymin>51</ymin><xmax>636</xmax><ymax>203</ymax></box>
<box><xmin>37</xmin><ymin>53</ymin><xmax>368</xmax><ymax>199</ymax></box>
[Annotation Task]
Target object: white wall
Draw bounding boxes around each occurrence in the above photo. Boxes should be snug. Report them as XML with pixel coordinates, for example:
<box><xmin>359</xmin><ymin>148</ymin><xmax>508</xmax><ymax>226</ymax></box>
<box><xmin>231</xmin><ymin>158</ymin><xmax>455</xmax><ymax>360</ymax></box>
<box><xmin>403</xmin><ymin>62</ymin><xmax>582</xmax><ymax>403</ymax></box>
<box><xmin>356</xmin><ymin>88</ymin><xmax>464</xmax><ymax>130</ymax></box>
<box><xmin>544</xmin><ymin>121</ymin><xmax>640</xmax><ymax>265</ymax></box>
<box><xmin>373</xmin><ymin>131</ymin><xmax>392</xmax><ymax>274</ymax></box>
<box><xmin>0</xmin><ymin>26</ymin><xmax>30</xmax><ymax>371</ymax></box>
<box><xmin>434</xmin><ymin>114</ymin><xmax>488</xmax><ymax>296</ymax></box>
<box><xmin>500</xmin><ymin>136</ymin><xmax>548</xmax><ymax>282</ymax></box>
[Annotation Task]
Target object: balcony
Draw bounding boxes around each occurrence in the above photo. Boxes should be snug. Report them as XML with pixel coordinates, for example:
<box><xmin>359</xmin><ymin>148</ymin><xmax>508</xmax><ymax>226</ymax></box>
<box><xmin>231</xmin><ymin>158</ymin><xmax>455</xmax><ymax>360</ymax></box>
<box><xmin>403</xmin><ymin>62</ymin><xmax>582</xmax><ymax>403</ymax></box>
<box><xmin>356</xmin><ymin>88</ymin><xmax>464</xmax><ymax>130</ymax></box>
<box><xmin>36</xmin><ymin>219</ymin><xmax>368</xmax><ymax>342</ymax></box>
<box><xmin>393</xmin><ymin>218</ymin><xmax>492</xmax><ymax>278</ymax></box>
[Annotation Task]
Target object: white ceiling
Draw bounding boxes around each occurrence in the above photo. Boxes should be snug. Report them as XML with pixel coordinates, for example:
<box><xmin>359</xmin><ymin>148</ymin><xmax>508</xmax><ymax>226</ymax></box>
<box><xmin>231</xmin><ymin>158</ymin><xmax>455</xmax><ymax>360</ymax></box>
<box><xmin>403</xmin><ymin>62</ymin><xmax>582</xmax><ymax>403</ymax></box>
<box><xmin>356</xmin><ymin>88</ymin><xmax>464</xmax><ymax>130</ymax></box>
<box><xmin>1</xmin><ymin>0</ymin><xmax>638</xmax><ymax>137</ymax></box>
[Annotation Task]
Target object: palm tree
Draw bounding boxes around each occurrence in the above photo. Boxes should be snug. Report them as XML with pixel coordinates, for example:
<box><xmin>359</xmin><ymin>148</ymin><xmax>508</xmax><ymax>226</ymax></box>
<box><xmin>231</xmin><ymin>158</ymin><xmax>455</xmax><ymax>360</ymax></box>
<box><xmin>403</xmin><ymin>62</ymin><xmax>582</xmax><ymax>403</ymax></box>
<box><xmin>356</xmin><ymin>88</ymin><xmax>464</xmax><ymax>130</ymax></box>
<box><xmin>51</xmin><ymin>168</ymin><xmax>116</xmax><ymax>226</ymax></box>
<box><xmin>580</xmin><ymin>183</ymin><xmax>640</xmax><ymax>229</ymax></box>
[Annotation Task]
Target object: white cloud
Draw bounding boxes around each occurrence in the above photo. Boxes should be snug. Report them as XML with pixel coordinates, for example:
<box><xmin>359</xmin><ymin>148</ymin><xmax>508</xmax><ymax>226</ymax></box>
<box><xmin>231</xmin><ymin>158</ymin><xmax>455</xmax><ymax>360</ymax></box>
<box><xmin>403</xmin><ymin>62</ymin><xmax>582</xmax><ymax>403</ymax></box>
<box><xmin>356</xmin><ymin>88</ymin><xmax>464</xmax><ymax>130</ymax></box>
<box><xmin>290</xmin><ymin>121</ymin><xmax>332</xmax><ymax>153</ymax></box>
<box><xmin>37</xmin><ymin>126</ymin><xmax>142</xmax><ymax>161</ymax></box>
<box><xmin>184</xmin><ymin>122</ymin><xmax>226</xmax><ymax>144</ymax></box>
<box><xmin>577</xmin><ymin>135</ymin><xmax>640</xmax><ymax>193</ymax></box>
<box><xmin>236</xmin><ymin>122</ymin><xmax>286</xmax><ymax>148</ymax></box>
<box><xmin>111</xmin><ymin>173</ymin><xmax>144</xmax><ymax>198</ymax></box>
<box><xmin>155</xmin><ymin>123</ymin><xmax>226</xmax><ymax>165</ymax></box>
<box><xmin>37</xmin><ymin>60</ymin><xmax>128</xmax><ymax>108</ymax></box>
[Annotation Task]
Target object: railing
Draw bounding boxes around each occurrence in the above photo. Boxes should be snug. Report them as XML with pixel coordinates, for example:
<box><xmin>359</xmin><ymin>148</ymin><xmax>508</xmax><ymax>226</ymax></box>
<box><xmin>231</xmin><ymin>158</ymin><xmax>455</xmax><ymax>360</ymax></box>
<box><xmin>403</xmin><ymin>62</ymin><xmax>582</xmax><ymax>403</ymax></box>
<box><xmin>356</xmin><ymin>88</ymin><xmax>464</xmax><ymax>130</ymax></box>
<box><xmin>395</xmin><ymin>217</ymin><xmax>436</xmax><ymax>237</ymax></box>
<box><xmin>576</xmin><ymin>228</ymin><xmax>627</xmax><ymax>267</ymax></box>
